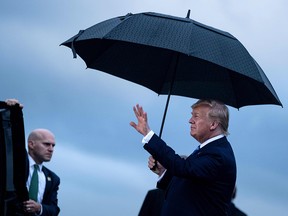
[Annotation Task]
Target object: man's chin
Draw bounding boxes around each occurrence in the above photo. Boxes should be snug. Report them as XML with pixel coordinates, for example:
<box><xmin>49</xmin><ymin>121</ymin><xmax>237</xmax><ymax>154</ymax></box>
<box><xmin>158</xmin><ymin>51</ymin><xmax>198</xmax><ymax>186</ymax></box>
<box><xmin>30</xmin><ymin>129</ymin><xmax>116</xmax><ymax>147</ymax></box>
<box><xmin>44</xmin><ymin>157</ymin><xmax>52</xmax><ymax>162</ymax></box>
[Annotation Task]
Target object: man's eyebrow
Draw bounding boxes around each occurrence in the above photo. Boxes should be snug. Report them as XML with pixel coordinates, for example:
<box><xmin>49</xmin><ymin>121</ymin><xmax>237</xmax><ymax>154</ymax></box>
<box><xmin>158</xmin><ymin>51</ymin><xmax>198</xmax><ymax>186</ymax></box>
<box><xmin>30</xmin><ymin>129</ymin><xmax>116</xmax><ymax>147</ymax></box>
<box><xmin>42</xmin><ymin>142</ymin><xmax>55</xmax><ymax>146</ymax></box>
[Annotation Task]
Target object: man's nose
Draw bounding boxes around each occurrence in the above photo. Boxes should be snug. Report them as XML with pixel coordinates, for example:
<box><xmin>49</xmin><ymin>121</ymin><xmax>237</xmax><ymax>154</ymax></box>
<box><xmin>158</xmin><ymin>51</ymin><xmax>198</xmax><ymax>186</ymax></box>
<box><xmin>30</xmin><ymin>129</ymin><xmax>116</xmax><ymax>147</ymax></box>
<box><xmin>189</xmin><ymin>117</ymin><xmax>194</xmax><ymax>124</ymax></box>
<box><xmin>48</xmin><ymin>145</ymin><xmax>54</xmax><ymax>151</ymax></box>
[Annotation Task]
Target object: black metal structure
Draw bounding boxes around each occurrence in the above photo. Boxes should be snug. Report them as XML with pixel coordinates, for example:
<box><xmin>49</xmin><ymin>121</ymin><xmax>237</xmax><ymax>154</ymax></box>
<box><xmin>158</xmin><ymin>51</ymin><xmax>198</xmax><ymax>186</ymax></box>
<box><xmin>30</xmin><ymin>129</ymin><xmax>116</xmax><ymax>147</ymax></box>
<box><xmin>0</xmin><ymin>102</ymin><xmax>27</xmax><ymax>216</ymax></box>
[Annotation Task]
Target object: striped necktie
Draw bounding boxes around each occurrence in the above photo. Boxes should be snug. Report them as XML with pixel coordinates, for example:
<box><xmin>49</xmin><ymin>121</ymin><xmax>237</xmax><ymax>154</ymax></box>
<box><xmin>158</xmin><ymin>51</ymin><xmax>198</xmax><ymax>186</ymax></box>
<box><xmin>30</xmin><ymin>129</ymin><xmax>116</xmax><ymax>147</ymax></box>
<box><xmin>29</xmin><ymin>164</ymin><xmax>39</xmax><ymax>201</ymax></box>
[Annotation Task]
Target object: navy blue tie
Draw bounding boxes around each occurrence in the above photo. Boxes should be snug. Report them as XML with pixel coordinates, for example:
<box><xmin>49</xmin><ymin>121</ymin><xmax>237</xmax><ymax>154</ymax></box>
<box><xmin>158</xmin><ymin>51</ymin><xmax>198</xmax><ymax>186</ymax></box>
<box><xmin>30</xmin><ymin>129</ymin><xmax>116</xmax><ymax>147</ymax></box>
<box><xmin>192</xmin><ymin>146</ymin><xmax>200</xmax><ymax>155</ymax></box>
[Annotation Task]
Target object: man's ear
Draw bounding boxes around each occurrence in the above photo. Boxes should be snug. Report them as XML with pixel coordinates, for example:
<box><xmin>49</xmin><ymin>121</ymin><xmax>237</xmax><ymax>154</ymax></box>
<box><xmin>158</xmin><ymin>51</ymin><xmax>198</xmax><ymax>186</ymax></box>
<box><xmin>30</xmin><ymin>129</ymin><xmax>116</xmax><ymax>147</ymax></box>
<box><xmin>210</xmin><ymin>121</ymin><xmax>219</xmax><ymax>130</ymax></box>
<box><xmin>28</xmin><ymin>140</ymin><xmax>34</xmax><ymax>149</ymax></box>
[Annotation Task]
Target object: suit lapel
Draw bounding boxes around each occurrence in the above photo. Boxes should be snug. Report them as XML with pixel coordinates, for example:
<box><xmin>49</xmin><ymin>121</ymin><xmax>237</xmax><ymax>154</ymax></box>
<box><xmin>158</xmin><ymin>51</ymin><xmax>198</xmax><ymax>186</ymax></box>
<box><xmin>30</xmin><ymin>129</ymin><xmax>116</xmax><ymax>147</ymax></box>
<box><xmin>42</xmin><ymin>167</ymin><xmax>52</xmax><ymax>202</ymax></box>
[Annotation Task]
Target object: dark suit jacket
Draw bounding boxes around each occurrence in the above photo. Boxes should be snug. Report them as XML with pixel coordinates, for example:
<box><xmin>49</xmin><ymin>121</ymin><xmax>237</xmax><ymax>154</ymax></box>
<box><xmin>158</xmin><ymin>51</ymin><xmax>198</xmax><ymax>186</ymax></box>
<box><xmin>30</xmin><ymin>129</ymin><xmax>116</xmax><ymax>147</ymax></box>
<box><xmin>138</xmin><ymin>188</ymin><xmax>165</xmax><ymax>216</ymax></box>
<box><xmin>40</xmin><ymin>166</ymin><xmax>60</xmax><ymax>216</ymax></box>
<box><xmin>21</xmin><ymin>157</ymin><xmax>60</xmax><ymax>216</ymax></box>
<box><xmin>144</xmin><ymin>134</ymin><xmax>237</xmax><ymax>216</ymax></box>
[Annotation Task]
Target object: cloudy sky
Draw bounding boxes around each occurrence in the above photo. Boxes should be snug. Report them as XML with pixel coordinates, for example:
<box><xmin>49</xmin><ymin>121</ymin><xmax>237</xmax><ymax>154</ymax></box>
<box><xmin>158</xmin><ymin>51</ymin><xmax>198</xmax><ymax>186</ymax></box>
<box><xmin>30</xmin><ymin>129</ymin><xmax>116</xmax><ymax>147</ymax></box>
<box><xmin>1</xmin><ymin>0</ymin><xmax>287</xmax><ymax>215</ymax></box>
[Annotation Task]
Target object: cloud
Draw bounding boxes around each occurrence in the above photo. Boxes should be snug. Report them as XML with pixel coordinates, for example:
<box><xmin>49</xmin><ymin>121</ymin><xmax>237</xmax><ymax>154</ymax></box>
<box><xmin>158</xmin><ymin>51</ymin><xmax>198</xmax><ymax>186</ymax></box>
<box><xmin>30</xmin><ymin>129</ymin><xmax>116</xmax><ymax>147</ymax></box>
<box><xmin>51</xmin><ymin>144</ymin><xmax>155</xmax><ymax>188</ymax></box>
<box><xmin>48</xmin><ymin>144</ymin><xmax>157</xmax><ymax>215</ymax></box>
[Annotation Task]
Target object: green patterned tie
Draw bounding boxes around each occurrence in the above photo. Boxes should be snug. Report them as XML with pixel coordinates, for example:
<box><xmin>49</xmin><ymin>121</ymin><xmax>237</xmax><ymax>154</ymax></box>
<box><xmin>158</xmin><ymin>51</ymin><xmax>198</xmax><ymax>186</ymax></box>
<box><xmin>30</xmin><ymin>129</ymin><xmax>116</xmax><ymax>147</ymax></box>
<box><xmin>29</xmin><ymin>164</ymin><xmax>39</xmax><ymax>201</ymax></box>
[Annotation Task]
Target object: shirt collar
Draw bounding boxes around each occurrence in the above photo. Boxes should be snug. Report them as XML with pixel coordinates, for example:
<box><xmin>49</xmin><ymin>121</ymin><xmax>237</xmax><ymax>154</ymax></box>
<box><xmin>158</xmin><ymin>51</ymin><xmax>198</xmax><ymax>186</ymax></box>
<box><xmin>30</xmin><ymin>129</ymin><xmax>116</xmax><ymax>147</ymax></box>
<box><xmin>199</xmin><ymin>134</ymin><xmax>225</xmax><ymax>149</ymax></box>
<box><xmin>28</xmin><ymin>154</ymin><xmax>43</xmax><ymax>171</ymax></box>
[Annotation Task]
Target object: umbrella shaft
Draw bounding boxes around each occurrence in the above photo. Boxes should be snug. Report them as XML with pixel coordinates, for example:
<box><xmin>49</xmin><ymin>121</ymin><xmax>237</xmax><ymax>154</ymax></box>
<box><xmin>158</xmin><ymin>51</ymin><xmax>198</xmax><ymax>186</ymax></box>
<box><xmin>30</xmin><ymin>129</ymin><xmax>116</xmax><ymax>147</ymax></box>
<box><xmin>159</xmin><ymin>92</ymin><xmax>171</xmax><ymax>138</ymax></box>
<box><xmin>159</xmin><ymin>53</ymin><xmax>179</xmax><ymax>138</ymax></box>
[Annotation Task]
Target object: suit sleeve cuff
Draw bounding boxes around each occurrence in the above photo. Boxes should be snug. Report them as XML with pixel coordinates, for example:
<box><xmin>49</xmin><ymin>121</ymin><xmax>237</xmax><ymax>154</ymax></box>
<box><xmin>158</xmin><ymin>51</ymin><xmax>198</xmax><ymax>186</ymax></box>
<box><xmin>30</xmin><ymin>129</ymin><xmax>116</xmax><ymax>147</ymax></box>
<box><xmin>158</xmin><ymin>169</ymin><xmax>167</xmax><ymax>180</ymax></box>
<box><xmin>36</xmin><ymin>204</ymin><xmax>43</xmax><ymax>215</ymax></box>
<box><xmin>142</xmin><ymin>130</ymin><xmax>154</xmax><ymax>144</ymax></box>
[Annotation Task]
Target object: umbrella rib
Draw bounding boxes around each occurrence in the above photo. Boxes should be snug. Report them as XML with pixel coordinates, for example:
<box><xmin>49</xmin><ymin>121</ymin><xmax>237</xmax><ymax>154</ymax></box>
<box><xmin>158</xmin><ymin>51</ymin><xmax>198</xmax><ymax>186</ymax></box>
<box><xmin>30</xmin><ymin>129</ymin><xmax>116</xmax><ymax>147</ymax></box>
<box><xmin>71</xmin><ymin>30</ymin><xmax>85</xmax><ymax>58</ymax></box>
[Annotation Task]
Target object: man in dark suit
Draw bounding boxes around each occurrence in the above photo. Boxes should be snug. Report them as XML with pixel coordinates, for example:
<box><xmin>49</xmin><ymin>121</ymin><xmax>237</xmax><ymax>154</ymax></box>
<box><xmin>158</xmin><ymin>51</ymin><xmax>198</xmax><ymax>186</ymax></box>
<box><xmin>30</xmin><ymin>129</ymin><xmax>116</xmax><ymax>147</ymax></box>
<box><xmin>3</xmin><ymin>99</ymin><xmax>60</xmax><ymax>216</ymax></box>
<box><xmin>130</xmin><ymin>99</ymin><xmax>237</xmax><ymax>216</ymax></box>
<box><xmin>23</xmin><ymin>128</ymin><xmax>60</xmax><ymax>215</ymax></box>
<box><xmin>138</xmin><ymin>188</ymin><xmax>165</xmax><ymax>216</ymax></box>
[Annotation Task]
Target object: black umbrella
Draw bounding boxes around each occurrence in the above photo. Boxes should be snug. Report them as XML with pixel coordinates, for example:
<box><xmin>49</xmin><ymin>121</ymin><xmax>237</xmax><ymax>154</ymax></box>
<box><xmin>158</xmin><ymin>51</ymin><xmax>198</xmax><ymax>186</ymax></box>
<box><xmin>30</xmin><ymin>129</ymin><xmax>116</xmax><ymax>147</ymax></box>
<box><xmin>61</xmin><ymin>11</ymin><xmax>282</xmax><ymax>137</ymax></box>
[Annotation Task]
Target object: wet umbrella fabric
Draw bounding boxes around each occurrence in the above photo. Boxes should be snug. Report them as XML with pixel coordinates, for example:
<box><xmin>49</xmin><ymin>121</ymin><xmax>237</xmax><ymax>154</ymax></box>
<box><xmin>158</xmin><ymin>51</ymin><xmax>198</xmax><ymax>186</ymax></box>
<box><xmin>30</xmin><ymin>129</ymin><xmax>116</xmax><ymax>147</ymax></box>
<box><xmin>61</xmin><ymin>11</ymin><xmax>282</xmax><ymax>136</ymax></box>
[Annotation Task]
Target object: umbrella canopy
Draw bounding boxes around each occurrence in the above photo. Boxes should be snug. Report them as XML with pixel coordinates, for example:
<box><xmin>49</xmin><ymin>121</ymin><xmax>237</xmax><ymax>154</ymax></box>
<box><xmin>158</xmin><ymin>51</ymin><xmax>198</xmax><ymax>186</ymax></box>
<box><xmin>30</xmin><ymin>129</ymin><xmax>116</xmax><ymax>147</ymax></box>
<box><xmin>61</xmin><ymin>11</ymin><xmax>282</xmax><ymax>135</ymax></box>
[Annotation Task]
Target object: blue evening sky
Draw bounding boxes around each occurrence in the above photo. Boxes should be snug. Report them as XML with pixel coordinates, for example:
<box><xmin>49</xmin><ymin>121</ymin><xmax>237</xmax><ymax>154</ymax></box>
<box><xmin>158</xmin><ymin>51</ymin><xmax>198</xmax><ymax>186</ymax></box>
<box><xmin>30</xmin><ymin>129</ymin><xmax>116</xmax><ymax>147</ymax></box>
<box><xmin>1</xmin><ymin>1</ymin><xmax>287</xmax><ymax>215</ymax></box>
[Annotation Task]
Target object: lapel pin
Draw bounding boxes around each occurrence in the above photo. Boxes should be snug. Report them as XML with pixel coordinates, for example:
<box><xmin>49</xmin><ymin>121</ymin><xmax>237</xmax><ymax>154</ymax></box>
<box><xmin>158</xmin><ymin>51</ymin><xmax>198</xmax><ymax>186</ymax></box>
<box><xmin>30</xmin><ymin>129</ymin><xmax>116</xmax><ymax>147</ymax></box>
<box><xmin>47</xmin><ymin>177</ymin><xmax>51</xmax><ymax>181</ymax></box>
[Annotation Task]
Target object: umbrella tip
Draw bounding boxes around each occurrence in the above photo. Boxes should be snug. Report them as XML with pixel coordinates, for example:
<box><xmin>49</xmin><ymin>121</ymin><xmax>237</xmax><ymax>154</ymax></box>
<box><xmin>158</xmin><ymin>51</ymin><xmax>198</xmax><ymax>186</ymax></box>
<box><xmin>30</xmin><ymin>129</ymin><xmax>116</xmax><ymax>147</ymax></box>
<box><xmin>186</xmin><ymin>9</ymin><xmax>191</xmax><ymax>19</ymax></box>
<box><xmin>120</xmin><ymin>13</ymin><xmax>132</xmax><ymax>20</ymax></box>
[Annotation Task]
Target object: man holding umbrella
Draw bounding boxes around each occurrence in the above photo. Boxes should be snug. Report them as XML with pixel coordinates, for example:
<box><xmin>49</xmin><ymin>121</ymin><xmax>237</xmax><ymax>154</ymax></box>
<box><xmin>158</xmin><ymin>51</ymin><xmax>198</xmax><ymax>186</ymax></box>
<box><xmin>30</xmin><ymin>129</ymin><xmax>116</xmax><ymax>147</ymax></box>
<box><xmin>130</xmin><ymin>99</ymin><xmax>236</xmax><ymax>216</ymax></box>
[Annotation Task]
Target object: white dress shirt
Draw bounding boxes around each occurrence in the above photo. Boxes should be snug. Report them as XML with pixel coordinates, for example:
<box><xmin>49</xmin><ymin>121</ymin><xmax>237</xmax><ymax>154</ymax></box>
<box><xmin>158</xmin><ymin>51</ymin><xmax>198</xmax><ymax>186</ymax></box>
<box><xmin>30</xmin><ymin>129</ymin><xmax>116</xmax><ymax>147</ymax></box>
<box><xmin>27</xmin><ymin>155</ymin><xmax>46</xmax><ymax>214</ymax></box>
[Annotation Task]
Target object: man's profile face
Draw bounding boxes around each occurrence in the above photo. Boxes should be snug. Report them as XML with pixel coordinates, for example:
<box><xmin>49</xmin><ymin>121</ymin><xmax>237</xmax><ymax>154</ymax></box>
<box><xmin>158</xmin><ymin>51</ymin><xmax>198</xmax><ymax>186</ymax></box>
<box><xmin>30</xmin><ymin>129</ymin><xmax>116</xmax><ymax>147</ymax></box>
<box><xmin>29</xmin><ymin>132</ymin><xmax>55</xmax><ymax>163</ymax></box>
<box><xmin>189</xmin><ymin>105</ymin><xmax>213</xmax><ymax>143</ymax></box>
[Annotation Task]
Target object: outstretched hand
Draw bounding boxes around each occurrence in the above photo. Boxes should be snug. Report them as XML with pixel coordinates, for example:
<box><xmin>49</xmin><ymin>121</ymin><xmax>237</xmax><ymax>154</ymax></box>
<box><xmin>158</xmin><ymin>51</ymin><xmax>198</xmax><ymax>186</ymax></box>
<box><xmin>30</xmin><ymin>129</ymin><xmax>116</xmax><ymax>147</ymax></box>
<box><xmin>130</xmin><ymin>104</ymin><xmax>151</xmax><ymax>136</ymax></box>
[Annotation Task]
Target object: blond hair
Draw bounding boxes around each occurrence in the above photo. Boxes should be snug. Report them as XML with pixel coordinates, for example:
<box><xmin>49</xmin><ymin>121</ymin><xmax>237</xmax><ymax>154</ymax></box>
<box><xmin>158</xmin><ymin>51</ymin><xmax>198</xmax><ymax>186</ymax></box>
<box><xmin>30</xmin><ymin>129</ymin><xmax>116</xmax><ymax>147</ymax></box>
<box><xmin>192</xmin><ymin>99</ymin><xmax>229</xmax><ymax>136</ymax></box>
